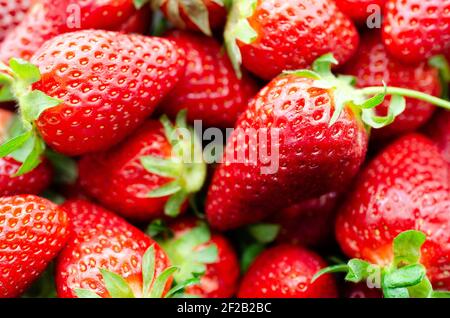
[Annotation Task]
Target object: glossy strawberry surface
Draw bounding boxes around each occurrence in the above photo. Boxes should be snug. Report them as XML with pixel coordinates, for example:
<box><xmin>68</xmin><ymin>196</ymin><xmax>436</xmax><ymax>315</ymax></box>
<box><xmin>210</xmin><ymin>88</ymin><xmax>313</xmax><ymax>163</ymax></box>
<box><xmin>336</xmin><ymin>0</ymin><xmax>387</xmax><ymax>23</ymax></box>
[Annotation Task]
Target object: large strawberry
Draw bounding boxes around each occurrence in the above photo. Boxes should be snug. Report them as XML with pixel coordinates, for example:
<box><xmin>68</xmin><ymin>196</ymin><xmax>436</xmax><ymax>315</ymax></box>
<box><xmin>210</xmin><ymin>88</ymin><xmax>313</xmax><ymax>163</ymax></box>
<box><xmin>224</xmin><ymin>0</ymin><xmax>359</xmax><ymax>80</ymax></box>
<box><xmin>0</xmin><ymin>109</ymin><xmax>52</xmax><ymax>196</ymax></box>
<box><xmin>335</xmin><ymin>0</ymin><xmax>387</xmax><ymax>24</ymax></box>
<box><xmin>382</xmin><ymin>0</ymin><xmax>450</xmax><ymax>64</ymax></box>
<box><xmin>238</xmin><ymin>245</ymin><xmax>337</xmax><ymax>298</ymax></box>
<box><xmin>0</xmin><ymin>195</ymin><xmax>69</xmax><ymax>298</ymax></box>
<box><xmin>0</xmin><ymin>30</ymin><xmax>185</xmax><ymax>176</ymax></box>
<box><xmin>341</xmin><ymin>31</ymin><xmax>441</xmax><ymax>139</ymax></box>
<box><xmin>57</xmin><ymin>199</ymin><xmax>194</xmax><ymax>298</ymax></box>
<box><xmin>152</xmin><ymin>217</ymin><xmax>240</xmax><ymax>298</ymax></box>
<box><xmin>158</xmin><ymin>30</ymin><xmax>258</xmax><ymax>128</ymax></box>
<box><xmin>0</xmin><ymin>0</ymin><xmax>31</xmax><ymax>44</ymax></box>
<box><xmin>319</xmin><ymin>134</ymin><xmax>450</xmax><ymax>297</ymax></box>
<box><xmin>78</xmin><ymin>112</ymin><xmax>206</xmax><ymax>221</ymax></box>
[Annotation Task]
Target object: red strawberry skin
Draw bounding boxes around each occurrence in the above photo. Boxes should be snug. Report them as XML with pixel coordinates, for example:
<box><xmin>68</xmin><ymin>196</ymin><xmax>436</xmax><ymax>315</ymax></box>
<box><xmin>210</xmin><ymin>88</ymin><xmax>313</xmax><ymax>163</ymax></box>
<box><xmin>114</xmin><ymin>6</ymin><xmax>152</xmax><ymax>34</ymax></box>
<box><xmin>238</xmin><ymin>245</ymin><xmax>338</xmax><ymax>298</ymax></box>
<box><xmin>424</xmin><ymin>111</ymin><xmax>450</xmax><ymax>165</ymax></box>
<box><xmin>341</xmin><ymin>31</ymin><xmax>440</xmax><ymax>140</ymax></box>
<box><xmin>0</xmin><ymin>195</ymin><xmax>69</xmax><ymax>298</ymax></box>
<box><xmin>56</xmin><ymin>199</ymin><xmax>171</xmax><ymax>298</ymax></box>
<box><xmin>238</xmin><ymin>0</ymin><xmax>359</xmax><ymax>80</ymax></box>
<box><xmin>206</xmin><ymin>74</ymin><xmax>368</xmax><ymax>230</ymax></box>
<box><xmin>159</xmin><ymin>30</ymin><xmax>259</xmax><ymax>128</ymax></box>
<box><xmin>335</xmin><ymin>0</ymin><xmax>387</xmax><ymax>23</ymax></box>
<box><xmin>382</xmin><ymin>0</ymin><xmax>450</xmax><ymax>64</ymax></box>
<box><xmin>272</xmin><ymin>192</ymin><xmax>339</xmax><ymax>248</ymax></box>
<box><xmin>336</xmin><ymin>134</ymin><xmax>450</xmax><ymax>289</ymax></box>
<box><xmin>78</xmin><ymin>120</ymin><xmax>175</xmax><ymax>221</ymax></box>
<box><xmin>0</xmin><ymin>0</ymin><xmax>31</xmax><ymax>44</ymax></box>
<box><xmin>30</xmin><ymin>30</ymin><xmax>185</xmax><ymax>156</ymax></box>
<box><xmin>168</xmin><ymin>218</ymin><xmax>240</xmax><ymax>298</ymax></box>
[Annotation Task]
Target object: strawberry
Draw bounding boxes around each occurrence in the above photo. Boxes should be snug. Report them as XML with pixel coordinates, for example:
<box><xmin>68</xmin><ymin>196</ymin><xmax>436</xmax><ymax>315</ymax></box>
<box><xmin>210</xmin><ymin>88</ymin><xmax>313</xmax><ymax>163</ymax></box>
<box><xmin>271</xmin><ymin>192</ymin><xmax>339</xmax><ymax>248</ymax></box>
<box><xmin>0</xmin><ymin>30</ymin><xmax>186</xmax><ymax>176</ymax></box>
<box><xmin>0</xmin><ymin>195</ymin><xmax>69</xmax><ymax>298</ymax></box>
<box><xmin>424</xmin><ymin>110</ymin><xmax>450</xmax><ymax>164</ymax></box>
<box><xmin>0</xmin><ymin>0</ymin><xmax>31</xmax><ymax>44</ymax></box>
<box><xmin>341</xmin><ymin>31</ymin><xmax>441</xmax><ymax>139</ymax></box>
<box><xmin>335</xmin><ymin>0</ymin><xmax>387</xmax><ymax>23</ymax></box>
<box><xmin>114</xmin><ymin>5</ymin><xmax>153</xmax><ymax>34</ymax></box>
<box><xmin>382</xmin><ymin>0</ymin><xmax>450</xmax><ymax>64</ymax></box>
<box><xmin>319</xmin><ymin>134</ymin><xmax>450</xmax><ymax>297</ymax></box>
<box><xmin>152</xmin><ymin>217</ymin><xmax>240</xmax><ymax>298</ymax></box>
<box><xmin>224</xmin><ymin>0</ymin><xmax>359</xmax><ymax>80</ymax></box>
<box><xmin>56</xmin><ymin>199</ymin><xmax>193</xmax><ymax>298</ymax></box>
<box><xmin>0</xmin><ymin>109</ymin><xmax>52</xmax><ymax>196</ymax></box>
<box><xmin>238</xmin><ymin>245</ymin><xmax>338</xmax><ymax>298</ymax></box>
<box><xmin>158</xmin><ymin>30</ymin><xmax>259</xmax><ymax>128</ymax></box>
<box><xmin>145</xmin><ymin>0</ymin><xmax>228</xmax><ymax>36</ymax></box>
<box><xmin>78</xmin><ymin>112</ymin><xmax>206</xmax><ymax>221</ymax></box>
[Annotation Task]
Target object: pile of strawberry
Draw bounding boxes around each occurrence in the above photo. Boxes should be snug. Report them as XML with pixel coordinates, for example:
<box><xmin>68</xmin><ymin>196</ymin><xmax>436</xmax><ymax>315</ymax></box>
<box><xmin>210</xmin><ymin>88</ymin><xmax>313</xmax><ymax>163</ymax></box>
<box><xmin>0</xmin><ymin>0</ymin><xmax>449</xmax><ymax>299</ymax></box>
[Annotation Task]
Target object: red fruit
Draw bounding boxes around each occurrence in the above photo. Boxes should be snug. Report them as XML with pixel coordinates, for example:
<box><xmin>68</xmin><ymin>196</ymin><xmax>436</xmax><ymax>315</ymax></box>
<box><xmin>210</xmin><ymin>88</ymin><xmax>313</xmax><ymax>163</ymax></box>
<box><xmin>0</xmin><ymin>0</ymin><xmax>140</xmax><ymax>62</ymax></box>
<box><xmin>79</xmin><ymin>115</ymin><xmax>206</xmax><ymax>221</ymax></box>
<box><xmin>341</xmin><ymin>31</ymin><xmax>440</xmax><ymax>139</ymax></box>
<box><xmin>158</xmin><ymin>218</ymin><xmax>240</xmax><ymax>298</ymax></box>
<box><xmin>0</xmin><ymin>109</ymin><xmax>52</xmax><ymax>196</ymax></box>
<box><xmin>225</xmin><ymin>0</ymin><xmax>359</xmax><ymax>80</ymax></box>
<box><xmin>0</xmin><ymin>0</ymin><xmax>31</xmax><ymax>44</ymax></box>
<box><xmin>336</xmin><ymin>134</ymin><xmax>450</xmax><ymax>290</ymax></box>
<box><xmin>382</xmin><ymin>0</ymin><xmax>450</xmax><ymax>64</ymax></box>
<box><xmin>335</xmin><ymin>0</ymin><xmax>387</xmax><ymax>23</ymax></box>
<box><xmin>56</xmin><ymin>199</ymin><xmax>172</xmax><ymax>298</ymax></box>
<box><xmin>206</xmin><ymin>72</ymin><xmax>368</xmax><ymax>230</ymax></box>
<box><xmin>238</xmin><ymin>245</ymin><xmax>338</xmax><ymax>298</ymax></box>
<box><xmin>0</xmin><ymin>195</ymin><xmax>69</xmax><ymax>298</ymax></box>
<box><xmin>158</xmin><ymin>0</ymin><xmax>227</xmax><ymax>36</ymax></box>
<box><xmin>114</xmin><ymin>5</ymin><xmax>152</xmax><ymax>34</ymax></box>
<box><xmin>424</xmin><ymin>110</ymin><xmax>450</xmax><ymax>164</ymax></box>
<box><xmin>159</xmin><ymin>30</ymin><xmax>259</xmax><ymax>128</ymax></box>
<box><xmin>272</xmin><ymin>192</ymin><xmax>339</xmax><ymax>247</ymax></box>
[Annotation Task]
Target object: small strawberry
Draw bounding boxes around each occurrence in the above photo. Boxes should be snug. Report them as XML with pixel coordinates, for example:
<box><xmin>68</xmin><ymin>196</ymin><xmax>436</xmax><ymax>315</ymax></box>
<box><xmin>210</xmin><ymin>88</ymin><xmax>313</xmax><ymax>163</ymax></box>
<box><xmin>0</xmin><ymin>109</ymin><xmax>52</xmax><ymax>196</ymax></box>
<box><xmin>382</xmin><ymin>0</ymin><xmax>450</xmax><ymax>64</ymax></box>
<box><xmin>151</xmin><ymin>218</ymin><xmax>240</xmax><ymax>298</ymax></box>
<box><xmin>0</xmin><ymin>195</ymin><xmax>69</xmax><ymax>298</ymax></box>
<box><xmin>78</xmin><ymin>112</ymin><xmax>206</xmax><ymax>221</ymax></box>
<box><xmin>57</xmin><ymin>199</ymin><xmax>194</xmax><ymax>298</ymax></box>
<box><xmin>341</xmin><ymin>31</ymin><xmax>441</xmax><ymax>139</ymax></box>
<box><xmin>158</xmin><ymin>30</ymin><xmax>259</xmax><ymax>128</ymax></box>
<box><xmin>238</xmin><ymin>245</ymin><xmax>338</xmax><ymax>298</ymax></box>
<box><xmin>318</xmin><ymin>134</ymin><xmax>450</xmax><ymax>298</ymax></box>
<box><xmin>0</xmin><ymin>0</ymin><xmax>31</xmax><ymax>44</ymax></box>
<box><xmin>224</xmin><ymin>0</ymin><xmax>359</xmax><ymax>80</ymax></box>
<box><xmin>424</xmin><ymin>110</ymin><xmax>450</xmax><ymax>164</ymax></box>
<box><xmin>0</xmin><ymin>30</ymin><xmax>185</xmax><ymax>175</ymax></box>
<box><xmin>335</xmin><ymin>0</ymin><xmax>387</xmax><ymax>24</ymax></box>
<box><xmin>141</xmin><ymin>0</ymin><xmax>228</xmax><ymax>36</ymax></box>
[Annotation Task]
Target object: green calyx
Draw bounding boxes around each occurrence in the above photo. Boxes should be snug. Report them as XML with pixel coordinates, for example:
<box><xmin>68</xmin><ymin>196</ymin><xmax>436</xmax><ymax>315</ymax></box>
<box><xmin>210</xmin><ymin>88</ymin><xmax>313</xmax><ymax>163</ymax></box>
<box><xmin>429</xmin><ymin>55</ymin><xmax>450</xmax><ymax>99</ymax></box>
<box><xmin>0</xmin><ymin>58</ymin><xmax>62</xmax><ymax>176</ymax></box>
<box><xmin>224</xmin><ymin>0</ymin><xmax>258</xmax><ymax>79</ymax></box>
<box><xmin>155</xmin><ymin>221</ymin><xmax>219</xmax><ymax>286</ymax></box>
<box><xmin>313</xmin><ymin>230</ymin><xmax>450</xmax><ymax>298</ymax></box>
<box><xmin>285</xmin><ymin>53</ymin><xmax>450</xmax><ymax>130</ymax></box>
<box><xmin>140</xmin><ymin>110</ymin><xmax>206</xmax><ymax>218</ymax></box>
<box><xmin>75</xmin><ymin>245</ymin><xmax>200</xmax><ymax>298</ymax></box>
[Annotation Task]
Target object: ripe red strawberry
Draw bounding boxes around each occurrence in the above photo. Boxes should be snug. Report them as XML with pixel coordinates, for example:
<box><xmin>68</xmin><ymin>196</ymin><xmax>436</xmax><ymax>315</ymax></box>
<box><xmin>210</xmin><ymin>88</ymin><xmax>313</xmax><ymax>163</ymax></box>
<box><xmin>79</xmin><ymin>113</ymin><xmax>206</xmax><ymax>221</ymax></box>
<box><xmin>158</xmin><ymin>30</ymin><xmax>259</xmax><ymax>128</ymax></box>
<box><xmin>0</xmin><ymin>195</ymin><xmax>69</xmax><ymax>298</ymax></box>
<box><xmin>114</xmin><ymin>5</ymin><xmax>152</xmax><ymax>34</ymax></box>
<box><xmin>335</xmin><ymin>0</ymin><xmax>387</xmax><ymax>23</ymax></box>
<box><xmin>424</xmin><ymin>110</ymin><xmax>450</xmax><ymax>164</ymax></box>
<box><xmin>153</xmin><ymin>217</ymin><xmax>240</xmax><ymax>298</ymax></box>
<box><xmin>341</xmin><ymin>31</ymin><xmax>441</xmax><ymax>139</ymax></box>
<box><xmin>0</xmin><ymin>0</ymin><xmax>31</xmax><ymax>44</ymax></box>
<box><xmin>0</xmin><ymin>30</ymin><xmax>186</xmax><ymax>176</ymax></box>
<box><xmin>238</xmin><ymin>245</ymin><xmax>338</xmax><ymax>298</ymax></box>
<box><xmin>224</xmin><ymin>0</ymin><xmax>359</xmax><ymax>80</ymax></box>
<box><xmin>271</xmin><ymin>192</ymin><xmax>339</xmax><ymax>247</ymax></box>
<box><xmin>382</xmin><ymin>0</ymin><xmax>450</xmax><ymax>64</ymax></box>
<box><xmin>56</xmin><ymin>199</ymin><xmax>180</xmax><ymax>298</ymax></box>
<box><xmin>0</xmin><ymin>0</ymin><xmax>141</xmax><ymax>62</ymax></box>
<box><xmin>332</xmin><ymin>134</ymin><xmax>450</xmax><ymax>297</ymax></box>
<box><xmin>0</xmin><ymin>109</ymin><xmax>52</xmax><ymax>196</ymax></box>
<box><xmin>149</xmin><ymin>0</ymin><xmax>228</xmax><ymax>36</ymax></box>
